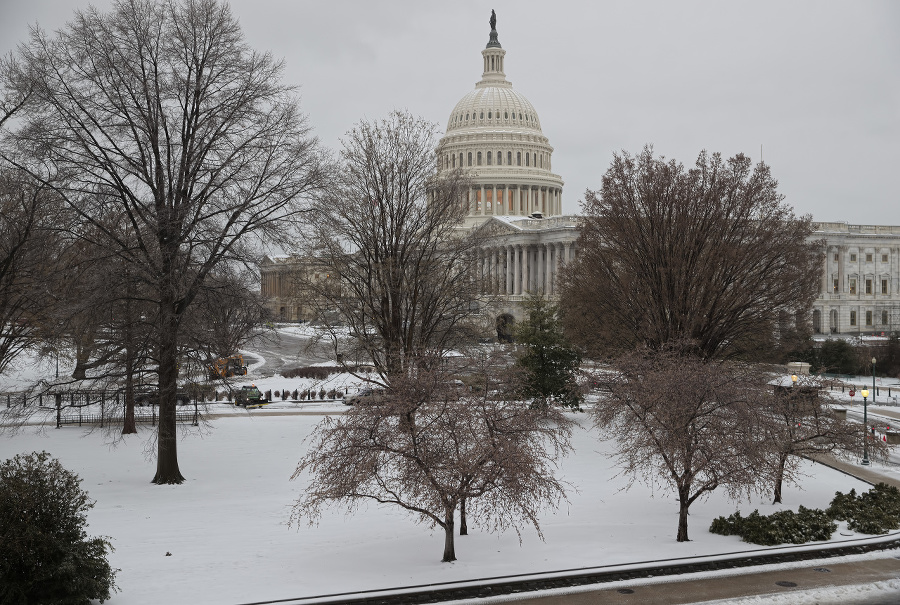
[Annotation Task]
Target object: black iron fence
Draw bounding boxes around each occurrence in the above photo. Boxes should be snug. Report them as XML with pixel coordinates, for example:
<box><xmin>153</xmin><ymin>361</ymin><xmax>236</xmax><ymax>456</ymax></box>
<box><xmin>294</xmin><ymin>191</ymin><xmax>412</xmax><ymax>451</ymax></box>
<box><xmin>1</xmin><ymin>389</ymin><xmax>201</xmax><ymax>428</ymax></box>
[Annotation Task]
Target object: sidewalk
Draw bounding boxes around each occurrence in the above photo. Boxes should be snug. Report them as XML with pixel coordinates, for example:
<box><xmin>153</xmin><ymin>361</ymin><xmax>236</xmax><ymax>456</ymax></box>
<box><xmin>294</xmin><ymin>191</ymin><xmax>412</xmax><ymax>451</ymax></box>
<box><xmin>506</xmin><ymin>557</ymin><xmax>900</xmax><ymax>604</ymax></box>
<box><xmin>808</xmin><ymin>453</ymin><xmax>900</xmax><ymax>489</ymax></box>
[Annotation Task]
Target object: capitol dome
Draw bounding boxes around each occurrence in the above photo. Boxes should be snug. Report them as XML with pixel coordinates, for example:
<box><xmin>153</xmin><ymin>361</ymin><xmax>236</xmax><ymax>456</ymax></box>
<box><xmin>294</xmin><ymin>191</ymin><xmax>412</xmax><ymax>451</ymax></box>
<box><xmin>436</xmin><ymin>14</ymin><xmax>563</xmax><ymax>226</ymax></box>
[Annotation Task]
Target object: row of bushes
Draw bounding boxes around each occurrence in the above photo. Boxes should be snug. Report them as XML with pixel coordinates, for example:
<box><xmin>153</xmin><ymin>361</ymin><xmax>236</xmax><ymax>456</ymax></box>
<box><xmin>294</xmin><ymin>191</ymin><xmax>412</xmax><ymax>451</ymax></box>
<box><xmin>272</xmin><ymin>388</ymin><xmax>344</xmax><ymax>401</ymax></box>
<box><xmin>710</xmin><ymin>483</ymin><xmax>900</xmax><ymax>545</ymax></box>
<box><xmin>281</xmin><ymin>366</ymin><xmax>366</xmax><ymax>379</ymax></box>
<box><xmin>212</xmin><ymin>389</ymin><xmax>345</xmax><ymax>402</ymax></box>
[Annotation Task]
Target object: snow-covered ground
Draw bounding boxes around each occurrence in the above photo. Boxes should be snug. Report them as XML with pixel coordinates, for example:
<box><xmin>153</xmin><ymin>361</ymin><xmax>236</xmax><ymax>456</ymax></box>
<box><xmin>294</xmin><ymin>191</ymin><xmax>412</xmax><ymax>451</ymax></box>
<box><xmin>4</xmin><ymin>347</ymin><xmax>900</xmax><ymax>603</ymax></box>
<box><xmin>0</xmin><ymin>412</ymin><xmax>884</xmax><ymax>605</ymax></box>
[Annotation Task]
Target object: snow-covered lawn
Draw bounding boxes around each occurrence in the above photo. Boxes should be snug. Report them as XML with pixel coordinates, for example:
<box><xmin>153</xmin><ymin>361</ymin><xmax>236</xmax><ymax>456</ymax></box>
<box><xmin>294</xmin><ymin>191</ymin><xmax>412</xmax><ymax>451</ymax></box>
<box><xmin>0</xmin><ymin>414</ymin><xmax>880</xmax><ymax>605</ymax></box>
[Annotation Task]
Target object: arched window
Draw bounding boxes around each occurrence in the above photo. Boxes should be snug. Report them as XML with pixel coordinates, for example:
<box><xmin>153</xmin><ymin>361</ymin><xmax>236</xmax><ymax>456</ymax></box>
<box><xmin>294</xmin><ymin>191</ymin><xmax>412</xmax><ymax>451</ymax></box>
<box><xmin>488</xmin><ymin>111</ymin><xmax>492</xmax><ymax>119</ymax></box>
<box><xmin>533</xmin><ymin>153</ymin><xmax>537</xmax><ymax>166</ymax></box>
<box><xmin>525</xmin><ymin>153</ymin><xmax>530</xmax><ymax>167</ymax></box>
<box><xmin>452</xmin><ymin>155</ymin><xmax>456</xmax><ymax>168</ymax></box>
<box><xmin>477</xmin><ymin>152</ymin><xmax>482</xmax><ymax>166</ymax></box>
<box><xmin>459</xmin><ymin>153</ymin><xmax>463</xmax><ymax>167</ymax></box>
<box><xmin>496</xmin><ymin>150</ymin><xmax>502</xmax><ymax>165</ymax></box>
<box><xmin>487</xmin><ymin>151</ymin><xmax>492</xmax><ymax>165</ymax></box>
<box><xmin>504</xmin><ymin>111</ymin><xmax>508</xmax><ymax>119</ymax></box>
<box><xmin>539</xmin><ymin>155</ymin><xmax>543</xmax><ymax>168</ymax></box>
<box><xmin>467</xmin><ymin>152</ymin><xmax>472</xmax><ymax>167</ymax></box>
<box><xmin>507</xmin><ymin>151</ymin><xmax>512</xmax><ymax>165</ymax></box>
<box><xmin>517</xmin><ymin>152</ymin><xmax>521</xmax><ymax>166</ymax></box>
<box><xmin>466</xmin><ymin>113</ymin><xmax>469</xmax><ymax>121</ymax></box>
<box><xmin>480</xmin><ymin>111</ymin><xmax>484</xmax><ymax>119</ymax></box>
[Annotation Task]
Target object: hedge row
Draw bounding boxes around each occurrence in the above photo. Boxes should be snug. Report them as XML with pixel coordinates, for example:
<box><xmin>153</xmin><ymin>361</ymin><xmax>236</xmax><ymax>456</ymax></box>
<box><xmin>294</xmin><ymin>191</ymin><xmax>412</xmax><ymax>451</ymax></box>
<box><xmin>282</xmin><ymin>366</ymin><xmax>352</xmax><ymax>379</ymax></box>
<box><xmin>710</xmin><ymin>483</ymin><xmax>900</xmax><ymax>545</ymax></box>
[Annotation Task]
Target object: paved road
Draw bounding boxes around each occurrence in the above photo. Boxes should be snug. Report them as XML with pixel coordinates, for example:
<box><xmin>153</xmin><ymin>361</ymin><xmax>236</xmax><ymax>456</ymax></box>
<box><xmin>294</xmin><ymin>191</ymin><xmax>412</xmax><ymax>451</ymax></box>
<box><xmin>244</xmin><ymin>328</ymin><xmax>334</xmax><ymax>378</ymax></box>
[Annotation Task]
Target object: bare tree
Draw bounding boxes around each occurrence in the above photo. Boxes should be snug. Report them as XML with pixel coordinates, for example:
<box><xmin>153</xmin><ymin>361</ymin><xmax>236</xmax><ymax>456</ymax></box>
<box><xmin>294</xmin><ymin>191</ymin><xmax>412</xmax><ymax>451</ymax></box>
<box><xmin>591</xmin><ymin>345</ymin><xmax>771</xmax><ymax>542</ymax></box>
<box><xmin>0</xmin><ymin>167</ymin><xmax>58</xmax><ymax>376</ymax></box>
<box><xmin>292</xmin><ymin>354</ymin><xmax>574</xmax><ymax>562</ymax></box>
<box><xmin>1</xmin><ymin>0</ymin><xmax>327</xmax><ymax>483</ymax></box>
<box><xmin>561</xmin><ymin>147</ymin><xmax>822</xmax><ymax>361</ymax></box>
<box><xmin>298</xmin><ymin>110</ymin><xmax>480</xmax><ymax>383</ymax></box>
<box><xmin>180</xmin><ymin>266</ymin><xmax>269</xmax><ymax>366</ymax></box>
<box><xmin>765</xmin><ymin>375</ymin><xmax>886</xmax><ymax>504</ymax></box>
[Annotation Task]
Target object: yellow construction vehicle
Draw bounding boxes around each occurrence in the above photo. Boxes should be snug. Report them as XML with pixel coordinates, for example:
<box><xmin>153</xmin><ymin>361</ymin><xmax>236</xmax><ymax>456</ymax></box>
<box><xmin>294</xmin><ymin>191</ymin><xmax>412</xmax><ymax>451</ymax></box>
<box><xmin>208</xmin><ymin>355</ymin><xmax>248</xmax><ymax>380</ymax></box>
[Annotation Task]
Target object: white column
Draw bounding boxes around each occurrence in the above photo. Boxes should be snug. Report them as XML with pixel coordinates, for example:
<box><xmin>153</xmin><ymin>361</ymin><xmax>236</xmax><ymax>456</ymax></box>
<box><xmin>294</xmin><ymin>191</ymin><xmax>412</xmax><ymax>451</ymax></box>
<box><xmin>492</xmin><ymin>248</ymin><xmax>499</xmax><ymax>293</ymax></box>
<box><xmin>514</xmin><ymin>245</ymin><xmax>521</xmax><ymax>295</ymax></box>
<box><xmin>505</xmin><ymin>246</ymin><xmax>512</xmax><ymax>294</ymax></box>
<box><xmin>544</xmin><ymin>244</ymin><xmax>551</xmax><ymax>294</ymax></box>
<box><xmin>522</xmin><ymin>245</ymin><xmax>529</xmax><ymax>294</ymax></box>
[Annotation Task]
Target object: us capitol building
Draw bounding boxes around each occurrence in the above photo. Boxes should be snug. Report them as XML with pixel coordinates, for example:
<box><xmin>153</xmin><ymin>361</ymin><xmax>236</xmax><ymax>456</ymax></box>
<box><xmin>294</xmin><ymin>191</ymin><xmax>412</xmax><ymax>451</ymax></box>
<box><xmin>261</xmin><ymin>13</ymin><xmax>900</xmax><ymax>338</ymax></box>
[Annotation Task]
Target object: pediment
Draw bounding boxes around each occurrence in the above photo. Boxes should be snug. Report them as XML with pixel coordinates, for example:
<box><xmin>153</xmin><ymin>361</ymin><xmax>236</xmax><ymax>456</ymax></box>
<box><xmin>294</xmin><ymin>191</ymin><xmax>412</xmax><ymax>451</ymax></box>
<box><xmin>471</xmin><ymin>217</ymin><xmax>521</xmax><ymax>239</ymax></box>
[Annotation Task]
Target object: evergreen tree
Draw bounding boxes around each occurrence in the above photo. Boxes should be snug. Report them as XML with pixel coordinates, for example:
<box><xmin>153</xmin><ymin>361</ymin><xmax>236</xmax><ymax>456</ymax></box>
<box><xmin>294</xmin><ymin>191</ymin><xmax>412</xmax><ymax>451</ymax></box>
<box><xmin>0</xmin><ymin>451</ymin><xmax>117</xmax><ymax>604</ymax></box>
<box><xmin>515</xmin><ymin>295</ymin><xmax>582</xmax><ymax>409</ymax></box>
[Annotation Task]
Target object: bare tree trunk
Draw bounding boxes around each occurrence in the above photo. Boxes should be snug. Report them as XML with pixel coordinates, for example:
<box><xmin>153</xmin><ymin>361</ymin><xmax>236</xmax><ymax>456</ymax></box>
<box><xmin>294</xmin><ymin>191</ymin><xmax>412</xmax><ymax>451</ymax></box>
<box><xmin>460</xmin><ymin>497</ymin><xmax>468</xmax><ymax>536</ymax></box>
<box><xmin>72</xmin><ymin>337</ymin><xmax>92</xmax><ymax>380</ymax></box>
<box><xmin>772</xmin><ymin>454</ymin><xmax>787</xmax><ymax>504</ymax></box>
<box><xmin>153</xmin><ymin>299</ymin><xmax>184</xmax><ymax>484</ymax></box>
<box><xmin>676</xmin><ymin>488</ymin><xmax>691</xmax><ymax>542</ymax></box>
<box><xmin>122</xmin><ymin>296</ymin><xmax>137</xmax><ymax>434</ymax></box>
<box><xmin>122</xmin><ymin>359</ymin><xmax>136</xmax><ymax>434</ymax></box>
<box><xmin>442</xmin><ymin>509</ymin><xmax>456</xmax><ymax>562</ymax></box>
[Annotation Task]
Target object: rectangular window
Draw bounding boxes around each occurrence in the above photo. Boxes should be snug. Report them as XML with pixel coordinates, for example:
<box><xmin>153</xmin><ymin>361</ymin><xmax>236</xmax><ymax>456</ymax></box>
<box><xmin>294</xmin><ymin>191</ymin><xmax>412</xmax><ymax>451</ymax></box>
<box><xmin>883</xmin><ymin>310</ymin><xmax>889</xmax><ymax>325</ymax></box>
<box><xmin>883</xmin><ymin>254</ymin><xmax>889</xmax><ymax>263</ymax></box>
<box><xmin>883</xmin><ymin>279</ymin><xmax>889</xmax><ymax>294</ymax></box>
<box><xmin>866</xmin><ymin>279</ymin><xmax>872</xmax><ymax>294</ymax></box>
<box><xmin>850</xmin><ymin>253</ymin><xmax>857</xmax><ymax>262</ymax></box>
<box><xmin>849</xmin><ymin>278</ymin><xmax>857</xmax><ymax>294</ymax></box>
<box><xmin>850</xmin><ymin>311</ymin><xmax>857</xmax><ymax>326</ymax></box>
<box><xmin>833</xmin><ymin>278</ymin><xmax>839</xmax><ymax>293</ymax></box>
<box><xmin>866</xmin><ymin>253</ymin><xmax>873</xmax><ymax>262</ymax></box>
<box><xmin>866</xmin><ymin>311</ymin><xmax>873</xmax><ymax>326</ymax></box>
<box><xmin>834</xmin><ymin>253</ymin><xmax>839</xmax><ymax>262</ymax></box>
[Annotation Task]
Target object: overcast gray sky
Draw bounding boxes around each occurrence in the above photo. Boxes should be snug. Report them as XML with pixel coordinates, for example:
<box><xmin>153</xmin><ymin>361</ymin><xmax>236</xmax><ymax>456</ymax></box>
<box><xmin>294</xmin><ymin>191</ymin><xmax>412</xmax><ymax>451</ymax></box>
<box><xmin>2</xmin><ymin>0</ymin><xmax>898</xmax><ymax>223</ymax></box>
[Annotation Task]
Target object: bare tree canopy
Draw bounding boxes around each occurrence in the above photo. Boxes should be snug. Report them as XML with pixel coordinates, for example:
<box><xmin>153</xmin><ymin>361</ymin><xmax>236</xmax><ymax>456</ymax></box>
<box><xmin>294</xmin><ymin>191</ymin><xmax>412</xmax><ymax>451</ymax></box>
<box><xmin>1</xmin><ymin>0</ymin><xmax>327</xmax><ymax>483</ymax></box>
<box><xmin>0</xmin><ymin>167</ymin><xmax>58</xmax><ymax>376</ymax></box>
<box><xmin>591</xmin><ymin>346</ymin><xmax>771</xmax><ymax>542</ymax></box>
<box><xmin>765</xmin><ymin>376</ymin><xmax>886</xmax><ymax>504</ymax></box>
<box><xmin>292</xmin><ymin>356</ymin><xmax>574</xmax><ymax>562</ymax></box>
<box><xmin>299</xmin><ymin>110</ymin><xmax>480</xmax><ymax>382</ymax></box>
<box><xmin>561</xmin><ymin>147</ymin><xmax>822</xmax><ymax>360</ymax></box>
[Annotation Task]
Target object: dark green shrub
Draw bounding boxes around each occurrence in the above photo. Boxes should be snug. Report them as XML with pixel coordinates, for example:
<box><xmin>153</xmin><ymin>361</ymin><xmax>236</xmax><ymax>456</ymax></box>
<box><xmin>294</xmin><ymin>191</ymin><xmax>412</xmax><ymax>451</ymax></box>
<box><xmin>827</xmin><ymin>483</ymin><xmax>900</xmax><ymax>534</ymax></box>
<box><xmin>0</xmin><ymin>451</ymin><xmax>118</xmax><ymax>604</ymax></box>
<box><xmin>709</xmin><ymin>506</ymin><xmax>836</xmax><ymax>545</ymax></box>
<box><xmin>282</xmin><ymin>366</ymin><xmax>353</xmax><ymax>379</ymax></box>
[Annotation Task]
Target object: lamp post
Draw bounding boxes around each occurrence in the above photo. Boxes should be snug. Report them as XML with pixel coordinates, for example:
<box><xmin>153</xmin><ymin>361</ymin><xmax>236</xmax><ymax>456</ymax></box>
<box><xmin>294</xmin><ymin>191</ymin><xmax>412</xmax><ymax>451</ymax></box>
<box><xmin>872</xmin><ymin>357</ymin><xmax>877</xmax><ymax>405</ymax></box>
<box><xmin>861</xmin><ymin>387</ymin><xmax>870</xmax><ymax>466</ymax></box>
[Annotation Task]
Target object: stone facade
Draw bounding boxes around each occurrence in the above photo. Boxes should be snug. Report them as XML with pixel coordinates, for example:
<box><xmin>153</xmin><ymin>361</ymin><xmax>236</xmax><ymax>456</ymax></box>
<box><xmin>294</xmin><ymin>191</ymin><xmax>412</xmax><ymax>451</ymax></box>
<box><xmin>259</xmin><ymin>255</ymin><xmax>334</xmax><ymax>322</ymax></box>
<box><xmin>811</xmin><ymin>222</ymin><xmax>900</xmax><ymax>336</ymax></box>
